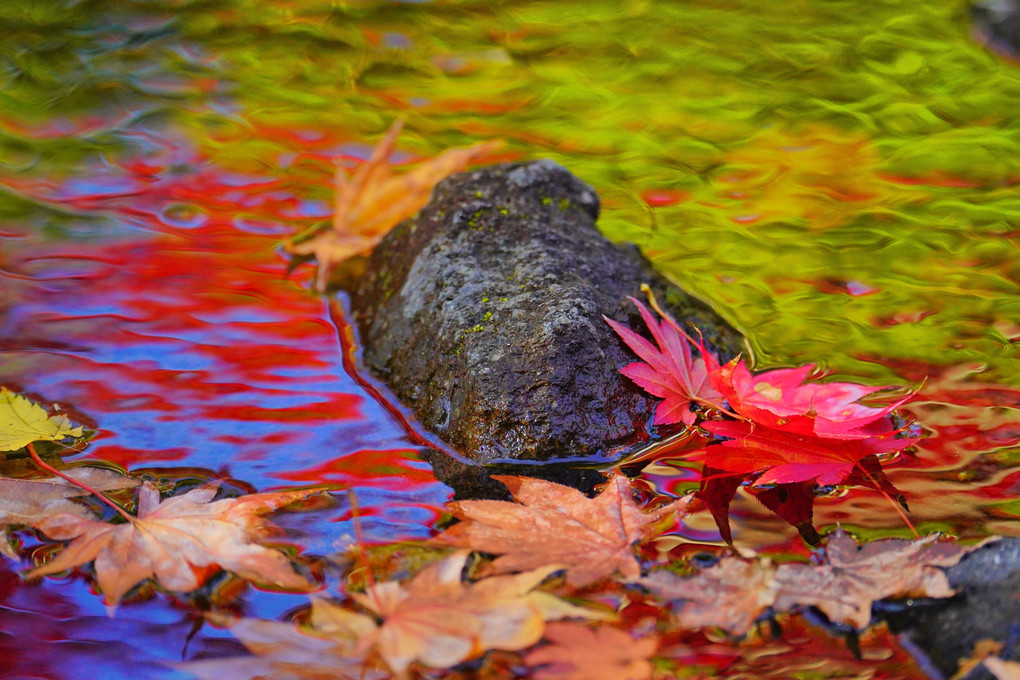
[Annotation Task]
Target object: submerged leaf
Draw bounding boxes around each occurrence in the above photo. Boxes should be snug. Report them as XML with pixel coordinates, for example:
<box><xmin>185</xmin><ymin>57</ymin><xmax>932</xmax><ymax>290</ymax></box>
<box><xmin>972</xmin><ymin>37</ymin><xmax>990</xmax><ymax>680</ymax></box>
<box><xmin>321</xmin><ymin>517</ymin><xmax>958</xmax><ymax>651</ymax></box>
<box><xmin>436</xmin><ymin>475</ymin><xmax>691</xmax><ymax>588</ymax></box>
<box><xmin>773</xmin><ymin>528</ymin><xmax>968</xmax><ymax>628</ymax></box>
<box><xmin>28</xmin><ymin>482</ymin><xmax>319</xmax><ymax>604</ymax></box>
<box><xmin>639</xmin><ymin>557</ymin><xmax>778</xmax><ymax>636</ymax></box>
<box><xmin>524</xmin><ymin>622</ymin><xmax>657</xmax><ymax>680</ymax></box>
<box><xmin>176</xmin><ymin>616</ymin><xmax>388</xmax><ymax>680</ymax></box>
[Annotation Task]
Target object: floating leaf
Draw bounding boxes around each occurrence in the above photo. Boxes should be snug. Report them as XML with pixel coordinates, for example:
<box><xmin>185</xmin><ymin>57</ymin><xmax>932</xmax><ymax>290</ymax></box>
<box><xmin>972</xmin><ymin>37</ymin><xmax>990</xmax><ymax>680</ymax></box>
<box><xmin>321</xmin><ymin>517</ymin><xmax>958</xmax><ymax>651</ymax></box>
<box><xmin>285</xmin><ymin>119</ymin><xmax>502</xmax><ymax>290</ymax></box>
<box><xmin>28</xmin><ymin>482</ymin><xmax>319</xmax><ymax>604</ymax></box>
<box><xmin>436</xmin><ymin>475</ymin><xmax>691</xmax><ymax>588</ymax></box>
<box><xmin>604</xmin><ymin>298</ymin><xmax>722</xmax><ymax>426</ymax></box>
<box><xmin>0</xmin><ymin>387</ymin><xmax>83</xmax><ymax>452</ymax></box>
<box><xmin>772</xmin><ymin>528</ymin><xmax>968</xmax><ymax>628</ymax></box>
<box><xmin>176</xmin><ymin>616</ymin><xmax>388</xmax><ymax>680</ymax></box>
<box><xmin>638</xmin><ymin>557</ymin><xmax>778</xmax><ymax>636</ymax></box>
<box><xmin>314</xmin><ymin>550</ymin><xmax>605</xmax><ymax>675</ymax></box>
<box><xmin>0</xmin><ymin>468</ymin><xmax>139</xmax><ymax>559</ymax></box>
<box><xmin>524</xmin><ymin>622</ymin><xmax>657</xmax><ymax>680</ymax></box>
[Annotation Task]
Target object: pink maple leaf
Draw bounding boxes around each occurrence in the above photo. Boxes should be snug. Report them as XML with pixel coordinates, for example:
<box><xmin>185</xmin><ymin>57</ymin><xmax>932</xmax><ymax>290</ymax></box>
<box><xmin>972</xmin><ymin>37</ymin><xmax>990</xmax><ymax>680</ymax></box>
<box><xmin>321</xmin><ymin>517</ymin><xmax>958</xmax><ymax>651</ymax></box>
<box><xmin>713</xmin><ymin>360</ymin><xmax>914</xmax><ymax>440</ymax></box>
<box><xmin>604</xmin><ymin>298</ymin><xmax>722</xmax><ymax>426</ymax></box>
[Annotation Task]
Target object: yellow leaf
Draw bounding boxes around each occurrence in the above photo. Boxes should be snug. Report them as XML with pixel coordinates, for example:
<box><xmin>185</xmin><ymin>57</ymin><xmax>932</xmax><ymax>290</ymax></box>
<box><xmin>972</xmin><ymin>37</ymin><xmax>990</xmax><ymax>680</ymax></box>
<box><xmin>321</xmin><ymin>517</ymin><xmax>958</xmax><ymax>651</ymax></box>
<box><xmin>0</xmin><ymin>387</ymin><xmax>83</xmax><ymax>452</ymax></box>
<box><xmin>285</xmin><ymin>119</ymin><xmax>503</xmax><ymax>290</ymax></box>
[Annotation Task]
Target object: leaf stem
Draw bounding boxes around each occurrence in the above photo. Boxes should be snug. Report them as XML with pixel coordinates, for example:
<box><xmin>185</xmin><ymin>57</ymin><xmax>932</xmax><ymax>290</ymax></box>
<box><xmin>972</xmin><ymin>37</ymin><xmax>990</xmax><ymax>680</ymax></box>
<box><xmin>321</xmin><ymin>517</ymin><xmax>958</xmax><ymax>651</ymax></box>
<box><xmin>26</xmin><ymin>443</ymin><xmax>135</xmax><ymax>522</ymax></box>
<box><xmin>853</xmin><ymin>460</ymin><xmax>919</xmax><ymax>538</ymax></box>
<box><xmin>347</xmin><ymin>489</ymin><xmax>378</xmax><ymax>595</ymax></box>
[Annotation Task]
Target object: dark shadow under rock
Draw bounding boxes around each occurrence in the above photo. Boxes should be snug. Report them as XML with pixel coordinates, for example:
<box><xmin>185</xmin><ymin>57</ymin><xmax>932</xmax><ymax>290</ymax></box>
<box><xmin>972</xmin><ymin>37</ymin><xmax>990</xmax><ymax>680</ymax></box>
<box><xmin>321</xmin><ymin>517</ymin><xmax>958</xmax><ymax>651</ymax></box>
<box><xmin>349</xmin><ymin>159</ymin><xmax>744</xmax><ymax>492</ymax></box>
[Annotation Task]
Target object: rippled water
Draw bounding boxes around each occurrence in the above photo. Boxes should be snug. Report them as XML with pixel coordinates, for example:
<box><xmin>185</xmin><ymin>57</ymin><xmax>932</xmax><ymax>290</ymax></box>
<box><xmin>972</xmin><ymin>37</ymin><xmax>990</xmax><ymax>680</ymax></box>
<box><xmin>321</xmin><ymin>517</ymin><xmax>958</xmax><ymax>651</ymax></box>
<box><xmin>0</xmin><ymin>0</ymin><xmax>1018</xmax><ymax>677</ymax></box>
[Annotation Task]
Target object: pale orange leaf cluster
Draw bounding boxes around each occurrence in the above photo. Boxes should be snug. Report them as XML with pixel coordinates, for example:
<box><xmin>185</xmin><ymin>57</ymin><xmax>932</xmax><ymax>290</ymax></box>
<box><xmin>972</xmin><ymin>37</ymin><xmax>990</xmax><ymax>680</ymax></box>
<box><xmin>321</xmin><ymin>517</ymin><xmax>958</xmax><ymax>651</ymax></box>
<box><xmin>436</xmin><ymin>475</ymin><xmax>691</xmax><ymax>588</ymax></box>
<box><xmin>28</xmin><ymin>482</ymin><xmax>320</xmax><ymax>604</ymax></box>
<box><xmin>314</xmin><ymin>550</ymin><xmax>607</xmax><ymax>675</ymax></box>
<box><xmin>181</xmin><ymin>550</ymin><xmax>608</xmax><ymax>678</ymax></box>
<box><xmin>285</xmin><ymin>119</ymin><xmax>502</xmax><ymax>290</ymax></box>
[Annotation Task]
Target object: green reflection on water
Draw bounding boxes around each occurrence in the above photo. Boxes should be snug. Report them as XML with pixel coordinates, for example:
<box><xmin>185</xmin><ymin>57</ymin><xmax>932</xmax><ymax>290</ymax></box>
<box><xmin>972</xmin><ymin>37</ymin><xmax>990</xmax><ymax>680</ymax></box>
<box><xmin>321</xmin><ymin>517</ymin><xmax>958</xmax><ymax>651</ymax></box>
<box><xmin>1</xmin><ymin>0</ymin><xmax>1017</xmax><ymax>385</ymax></box>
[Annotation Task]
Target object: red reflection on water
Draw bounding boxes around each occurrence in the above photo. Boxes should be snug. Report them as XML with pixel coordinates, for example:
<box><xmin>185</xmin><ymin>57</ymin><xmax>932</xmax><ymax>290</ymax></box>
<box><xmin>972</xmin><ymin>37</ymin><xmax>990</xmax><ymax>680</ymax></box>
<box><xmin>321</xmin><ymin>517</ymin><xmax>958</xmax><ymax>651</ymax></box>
<box><xmin>0</xmin><ymin>133</ymin><xmax>449</xmax><ymax>547</ymax></box>
<box><xmin>275</xmin><ymin>448</ymin><xmax>438</xmax><ymax>488</ymax></box>
<box><xmin>641</xmin><ymin>189</ymin><xmax>688</xmax><ymax>208</ymax></box>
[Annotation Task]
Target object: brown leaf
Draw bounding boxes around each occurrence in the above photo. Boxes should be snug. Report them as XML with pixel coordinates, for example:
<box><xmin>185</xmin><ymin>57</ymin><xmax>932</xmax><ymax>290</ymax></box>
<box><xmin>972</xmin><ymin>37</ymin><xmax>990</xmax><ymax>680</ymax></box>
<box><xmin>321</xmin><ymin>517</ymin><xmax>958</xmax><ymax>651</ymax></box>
<box><xmin>314</xmin><ymin>550</ymin><xmax>607</xmax><ymax>675</ymax></box>
<box><xmin>0</xmin><ymin>467</ymin><xmax>139</xmax><ymax>558</ymax></box>
<box><xmin>27</xmin><ymin>482</ymin><xmax>319</xmax><ymax>604</ymax></box>
<box><xmin>773</xmin><ymin>528</ymin><xmax>969</xmax><ymax>628</ymax></box>
<box><xmin>285</xmin><ymin>119</ymin><xmax>502</xmax><ymax>290</ymax></box>
<box><xmin>524</xmin><ymin>622</ymin><xmax>657</xmax><ymax>680</ymax></box>
<box><xmin>436</xmin><ymin>475</ymin><xmax>691</xmax><ymax>588</ymax></box>
<box><xmin>638</xmin><ymin>557</ymin><xmax>778</xmax><ymax>636</ymax></box>
<box><xmin>176</xmin><ymin>617</ymin><xmax>390</xmax><ymax>680</ymax></box>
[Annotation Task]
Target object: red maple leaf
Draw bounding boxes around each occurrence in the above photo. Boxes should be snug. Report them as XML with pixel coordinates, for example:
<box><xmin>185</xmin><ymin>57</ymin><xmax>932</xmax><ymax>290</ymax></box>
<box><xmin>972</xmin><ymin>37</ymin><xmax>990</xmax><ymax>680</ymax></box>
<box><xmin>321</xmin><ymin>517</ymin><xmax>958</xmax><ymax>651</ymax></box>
<box><xmin>606</xmin><ymin>291</ymin><xmax>918</xmax><ymax>545</ymax></box>
<box><xmin>691</xmin><ymin>420</ymin><xmax>910</xmax><ymax>487</ymax></box>
<box><xmin>604</xmin><ymin>298</ymin><xmax>722</xmax><ymax>426</ymax></box>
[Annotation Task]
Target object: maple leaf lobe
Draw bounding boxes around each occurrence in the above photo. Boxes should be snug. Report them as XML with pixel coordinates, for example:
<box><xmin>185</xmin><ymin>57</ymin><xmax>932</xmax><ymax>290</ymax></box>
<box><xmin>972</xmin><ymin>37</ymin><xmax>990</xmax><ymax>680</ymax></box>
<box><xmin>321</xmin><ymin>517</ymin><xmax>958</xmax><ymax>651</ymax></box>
<box><xmin>436</xmin><ymin>475</ymin><xmax>689</xmax><ymax>588</ymax></box>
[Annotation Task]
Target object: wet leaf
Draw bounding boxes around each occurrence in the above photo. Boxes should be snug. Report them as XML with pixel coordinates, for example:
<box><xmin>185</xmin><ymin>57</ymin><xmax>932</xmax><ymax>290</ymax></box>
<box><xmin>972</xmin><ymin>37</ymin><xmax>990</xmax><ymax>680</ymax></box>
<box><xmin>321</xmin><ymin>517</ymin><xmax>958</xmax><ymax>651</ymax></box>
<box><xmin>436</xmin><ymin>475</ymin><xmax>691</xmax><ymax>588</ymax></box>
<box><xmin>27</xmin><ymin>482</ymin><xmax>319</xmax><ymax>604</ymax></box>
<box><xmin>524</xmin><ymin>622</ymin><xmax>657</xmax><ymax>680</ymax></box>
<box><xmin>712</xmin><ymin>359</ymin><xmax>913</xmax><ymax>441</ymax></box>
<box><xmin>285</xmin><ymin>119</ymin><xmax>502</xmax><ymax>290</ymax></box>
<box><xmin>638</xmin><ymin>557</ymin><xmax>778</xmax><ymax>636</ymax></box>
<box><xmin>0</xmin><ymin>468</ymin><xmax>140</xmax><ymax>558</ymax></box>
<box><xmin>313</xmin><ymin>550</ymin><xmax>606</xmax><ymax>675</ymax></box>
<box><xmin>0</xmin><ymin>387</ymin><xmax>83</xmax><ymax>451</ymax></box>
<box><xmin>692</xmin><ymin>420</ymin><xmax>908</xmax><ymax>487</ymax></box>
<box><xmin>773</xmin><ymin>528</ymin><xmax>969</xmax><ymax>628</ymax></box>
<box><xmin>604</xmin><ymin>298</ymin><xmax>722</xmax><ymax>426</ymax></box>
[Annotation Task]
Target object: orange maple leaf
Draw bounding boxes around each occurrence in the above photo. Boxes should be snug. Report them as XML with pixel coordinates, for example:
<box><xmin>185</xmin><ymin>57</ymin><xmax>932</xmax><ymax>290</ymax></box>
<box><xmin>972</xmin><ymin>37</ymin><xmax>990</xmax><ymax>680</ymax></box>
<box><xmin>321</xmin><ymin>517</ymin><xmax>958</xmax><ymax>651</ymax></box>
<box><xmin>312</xmin><ymin>550</ymin><xmax>606</xmax><ymax>676</ymax></box>
<box><xmin>285</xmin><ymin>119</ymin><xmax>502</xmax><ymax>290</ymax></box>
<box><xmin>435</xmin><ymin>475</ymin><xmax>691</xmax><ymax>588</ymax></box>
<box><xmin>524</xmin><ymin>622</ymin><xmax>657</xmax><ymax>680</ymax></box>
<box><xmin>27</xmin><ymin>482</ymin><xmax>320</xmax><ymax>604</ymax></box>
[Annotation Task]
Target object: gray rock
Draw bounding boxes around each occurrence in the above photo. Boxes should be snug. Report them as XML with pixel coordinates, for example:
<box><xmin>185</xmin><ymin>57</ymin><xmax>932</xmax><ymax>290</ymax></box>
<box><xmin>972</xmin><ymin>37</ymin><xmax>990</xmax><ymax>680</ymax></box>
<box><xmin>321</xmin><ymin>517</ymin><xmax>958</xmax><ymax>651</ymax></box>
<box><xmin>886</xmin><ymin>538</ymin><xmax>1020</xmax><ymax>679</ymax></box>
<box><xmin>971</xmin><ymin>0</ymin><xmax>1020</xmax><ymax>59</ymax></box>
<box><xmin>350</xmin><ymin>160</ymin><xmax>744</xmax><ymax>468</ymax></box>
